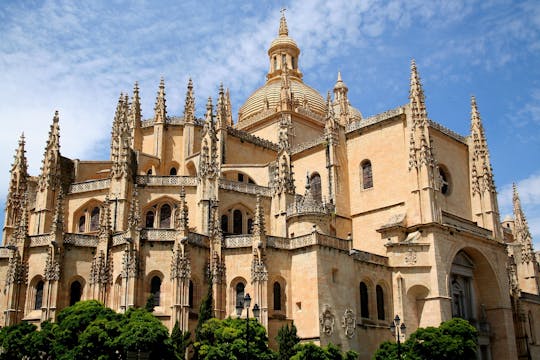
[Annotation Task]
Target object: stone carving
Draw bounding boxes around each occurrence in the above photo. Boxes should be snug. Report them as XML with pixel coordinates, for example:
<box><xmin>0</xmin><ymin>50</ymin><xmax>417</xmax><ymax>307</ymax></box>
<box><xmin>342</xmin><ymin>308</ymin><xmax>356</xmax><ymax>338</ymax></box>
<box><xmin>69</xmin><ymin>179</ymin><xmax>111</xmax><ymax>194</ymax></box>
<box><xmin>90</xmin><ymin>250</ymin><xmax>111</xmax><ymax>286</ymax></box>
<box><xmin>44</xmin><ymin>248</ymin><xmax>60</xmax><ymax>281</ymax></box>
<box><xmin>219</xmin><ymin>179</ymin><xmax>272</xmax><ymax>197</ymax></box>
<box><xmin>121</xmin><ymin>249</ymin><xmax>138</xmax><ymax>279</ymax></box>
<box><xmin>29</xmin><ymin>234</ymin><xmax>54</xmax><ymax>247</ymax></box>
<box><xmin>135</xmin><ymin>176</ymin><xmax>197</xmax><ymax>187</ymax></box>
<box><xmin>226</xmin><ymin>126</ymin><xmax>278</xmax><ymax>151</ymax></box>
<box><xmin>6</xmin><ymin>252</ymin><xmax>26</xmax><ymax>287</ymax></box>
<box><xmin>171</xmin><ymin>244</ymin><xmax>191</xmax><ymax>280</ymax></box>
<box><xmin>64</xmin><ymin>233</ymin><xmax>99</xmax><ymax>247</ymax></box>
<box><xmin>320</xmin><ymin>305</ymin><xmax>335</xmax><ymax>336</ymax></box>
<box><xmin>251</xmin><ymin>258</ymin><xmax>268</xmax><ymax>282</ymax></box>
<box><xmin>405</xmin><ymin>249</ymin><xmax>418</xmax><ymax>265</ymax></box>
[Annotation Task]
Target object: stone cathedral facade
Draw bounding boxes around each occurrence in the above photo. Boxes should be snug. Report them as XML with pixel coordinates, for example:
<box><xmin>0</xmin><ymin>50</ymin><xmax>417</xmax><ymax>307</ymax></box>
<box><xmin>1</xmin><ymin>14</ymin><xmax>540</xmax><ymax>360</ymax></box>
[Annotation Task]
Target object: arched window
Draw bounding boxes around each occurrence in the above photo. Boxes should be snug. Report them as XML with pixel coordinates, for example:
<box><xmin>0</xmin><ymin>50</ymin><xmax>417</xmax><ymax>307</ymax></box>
<box><xmin>273</xmin><ymin>56</ymin><xmax>277</xmax><ymax>71</ymax></box>
<box><xmin>361</xmin><ymin>161</ymin><xmax>373</xmax><ymax>189</ymax></box>
<box><xmin>147</xmin><ymin>169</ymin><xmax>153</xmax><ymax>175</ymax></box>
<box><xmin>310</xmin><ymin>173</ymin><xmax>322</xmax><ymax>202</ymax></box>
<box><xmin>292</xmin><ymin>57</ymin><xmax>296</xmax><ymax>69</ymax></box>
<box><xmin>89</xmin><ymin>207</ymin><xmax>100</xmax><ymax>231</ymax></box>
<box><xmin>281</xmin><ymin>54</ymin><xmax>286</xmax><ymax>68</ymax></box>
<box><xmin>70</xmin><ymin>281</ymin><xmax>82</xmax><ymax>306</ymax></box>
<box><xmin>233</xmin><ymin>210</ymin><xmax>243</xmax><ymax>234</ymax></box>
<box><xmin>145</xmin><ymin>211</ymin><xmax>155</xmax><ymax>228</ymax></box>
<box><xmin>151</xmin><ymin>276</ymin><xmax>161</xmax><ymax>306</ymax></box>
<box><xmin>35</xmin><ymin>280</ymin><xmax>44</xmax><ymax>310</ymax></box>
<box><xmin>160</xmin><ymin>204</ymin><xmax>172</xmax><ymax>228</ymax></box>
<box><xmin>221</xmin><ymin>215</ymin><xmax>229</xmax><ymax>234</ymax></box>
<box><xmin>78</xmin><ymin>216</ymin><xmax>86</xmax><ymax>233</ymax></box>
<box><xmin>376</xmin><ymin>285</ymin><xmax>385</xmax><ymax>320</ymax></box>
<box><xmin>170</xmin><ymin>167</ymin><xmax>177</xmax><ymax>175</ymax></box>
<box><xmin>273</xmin><ymin>282</ymin><xmax>282</xmax><ymax>311</ymax></box>
<box><xmin>450</xmin><ymin>251</ymin><xmax>474</xmax><ymax>320</ymax></box>
<box><xmin>236</xmin><ymin>282</ymin><xmax>245</xmax><ymax>308</ymax></box>
<box><xmin>360</xmin><ymin>282</ymin><xmax>369</xmax><ymax>318</ymax></box>
<box><xmin>439</xmin><ymin>166</ymin><xmax>450</xmax><ymax>195</ymax></box>
<box><xmin>189</xmin><ymin>280</ymin><xmax>194</xmax><ymax>309</ymax></box>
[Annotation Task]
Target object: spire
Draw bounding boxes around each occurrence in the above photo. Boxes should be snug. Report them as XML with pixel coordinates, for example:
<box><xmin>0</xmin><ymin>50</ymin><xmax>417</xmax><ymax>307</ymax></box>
<box><xmin>110</xmin><ymin>94</ymin><xmax>132</xmax><ymax>179</ymax></box>
<box><xmin>6</xmin><ymin>133</ymin><xmax>28</xmax><ymax>221</ymax></box>
<box><xmin>130</xmin><ymin>82</ymin><xmax>142</xmax><ymax>129</ymax></box>
<box><xmin>333</xmin><ymin>71</ymin><xmax>349</xmax><ymax>124</ymax></box>
<box><xmin>38</xmin><ymin>111</ymin><xmax>61</xmax><ymax>191</ymax></box>
<box><xmin>50</xmin><ymin>187</ymin><xmax>64</xmax><ymax>234</ymax></box>
<box><xmin>98</xmin><ymin>196</ymin><xmax>112</xmax><ymax>238</ymax></box>
<box><xmin>252</xmin><ymin>195</ymin><xmax>265</xmax><ymax>236</ymax></box>
<box><xmin>279</xmin><ymin>8</ymin><xmax>288</xmax><ymax>36</ymax></box>
<box><xmin>216</xmin><ymin>83</ymin><xmax>227</xmax><ymax>129</ymax></box>
<box><xmin>14</xmin><ymin>193</ymin><xmax>28</xmax><ymax>244</ymax></box>
<box><xmin>225</xmin><ymin>88</ymin><xmax>233</xmax><ymax>126</ymax></box>
<box><xmin>324</xmin><ymin>92</ymin><xmax>337</xmax><ymax>143</ymax></box>
<box><xmin>278</xmin><ymin>113</ymin><xmax>291</xmax><ymax>151</ymax></box>
<box><xmin>513</xmin><ymin>183</ymin><xmax>535</xmax><ymax>263</ymax></box>
<box><xmin>127</xmin><ymin>186</ymin><xmax>140</xmax><ymax>231</ymax></box>
<box><xmin>408</xmin><ymin>60</ymin><xmax>434</xmax><ymax>170</ymax></box>
<box><xmin>175</xmin><ymin>187</ymin><xmax>189</xmax><ymax>233</ymax></box>
<box><xmin>470</xmin><ymin>96</ymin><xmax>494</xmax><ymax>193</ymax></box>
<box><xmin>154</xmin><ymin>77</ymin><xmax>167</xmax><ymax>123</ymax></box>
<box><xmin>183</xmin><ymin>78</ymin><xmax>195</xmax><ymax>124</ymax></box>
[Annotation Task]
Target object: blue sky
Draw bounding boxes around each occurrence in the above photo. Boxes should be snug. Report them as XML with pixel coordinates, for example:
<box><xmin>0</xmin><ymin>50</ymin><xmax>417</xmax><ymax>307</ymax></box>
<box><xmin>1</xmin><ymin>0</ymin><xmax>539</xmax><ymax>246</ymax></box>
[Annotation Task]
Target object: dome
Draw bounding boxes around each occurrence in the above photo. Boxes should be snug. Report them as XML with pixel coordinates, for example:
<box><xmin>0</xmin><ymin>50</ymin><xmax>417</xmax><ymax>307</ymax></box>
<box><xmin>239</xmin><ymin>78</ymin><xmax>326</xmax><ymax>122</ymax></box>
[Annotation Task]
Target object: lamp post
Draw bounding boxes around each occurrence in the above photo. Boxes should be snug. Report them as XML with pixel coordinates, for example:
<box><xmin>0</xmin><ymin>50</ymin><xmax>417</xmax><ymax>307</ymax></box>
<box><xmin>236</xmin><ymin>293</ymin><xmax>260</xmax><ymax>360</ymax></box>
<box><xmin>390</xmin><ymin>314</ymin><xmax>406</xmax><ymax>360</ymax></box>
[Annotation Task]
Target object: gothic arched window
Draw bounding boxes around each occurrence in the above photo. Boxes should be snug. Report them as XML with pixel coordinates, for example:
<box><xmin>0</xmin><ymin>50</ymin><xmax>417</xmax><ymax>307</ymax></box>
<box><xmin>169</xmin><ymin>167</ymin><xmax>177</xmax><ymax>175</ymax></box>
<box><xmin>236</xmin><ymin>282</ymin><xmax>245</xmax><ymax>308</ymax></box>
<box><xmin>70</xmin><ymin>281</ymin><xmax>82</xmax><ymax>306</ymax></box>
<box><xmin>233</xmin><ymin>210</ymin><xmax>243</xmax><ymax>234</ymax></box>
<box><xmin>221</xmin><ymin>215</ymin><xmax>229</xmax><ymax>234</ymax></box>
<box><xmin>310</xmin><ymin>173</ymin><xmax>322</xmax><ymax>202</ymax></box>
<box><xmin>361</xmin><ymin>160</ymin><xmax>373</xmax><ymax>189</ymax></box>
<box><xmin>151</xmin><ymin>276</ymin><xmax>161</xmax><ymax>306</ymax></box>
<box><xmin>159</xmin><ymin>204</ymin><xmax>171</xmax><ymax>228</ymax></box>
<box><xmin>145</xmin><ymin>211</ymin><xmax>155</xmax><ymax>228</ymax></box>
<box><xmin>35</xmin><ymin>280</ymin><xmax>44</xmax><ymax>310</ymax></box>
<box><xmin>360</xmin><ymin>282</ymin><xmax>369</xmax><ymax>318</ymax></box>
<box><xmin>376</xmin><ymin>285</ymin><xmax>385</xmax><ymax>320</ymax></box>
<box><xmin>439</xmin><ymin>166</ymin><xmax>450</xmax><ymax>195</ymax></box>
<box><xmin>273</xmin><ymin>282</ymin><xmax>282</xmax><ymax>311</ymax></box>
<box><xmin>78</xmin><ymin>216</ymin><xmax>86</xmax><ymax>233</ymax></box>
<box><xmin>89</xmin><ymin>207</ymin><xmax>100</xmax><ymax>231</ymax></box>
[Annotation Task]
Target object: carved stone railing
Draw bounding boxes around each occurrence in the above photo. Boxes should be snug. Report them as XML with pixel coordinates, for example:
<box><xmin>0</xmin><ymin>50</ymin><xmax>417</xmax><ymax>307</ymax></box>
<box><xmin>64</xmin><ymin>233</ymin><xmax>99</xmax><ymax>247</ymax></box>
<box><xmin>219</xmin><ymin>179</ymin><xmax>272</xmax><ymax>197</ymax></box>
<box><xmin>188</xmin><ymin>232</ymin><xmax>209</xmax><ymax>248</ymax></box>
<box><xmin>0</xmin><ymin>248</ymin><xmax>12</xmax><ymax>258</ymax></box>
<box><xmin>236</xmin><ymin>109</ymin><xmax>276</xmax><ymax>130</ymax></box>
<box><xmin>287</xmin><ymin>199</ymin><xmax>334</xmax><ymax>217</ymax></box>
<box><xmin>296</xmin><ymin>107</ymin><xmax>324</xmax><ymax>123</ymax></box>
<box><xmin>224</xmin><ymin>235</ymin><xmax>254</xmax><ymax>248</ymax></box>
<box><xmin>346</xmin><ymin>106</ymin><xmax>404</xmax><ymax>133</ymax></box>
<box><xmin>29</xmin><ymin>234</ymin><xmax>54</xmax><ymax>247</ymax></box>
<box><xmin>141</xmin><ymin>119</ymin><xmax>154</xmax><ymax>128</ymax></box>
<box><xmin>428</xmin><ymin>120</ymin><xmax>467</xmax><ymax>144</ymax></box>
<box><xmin>112</xmin><ymin>232</ymin><xmax>129</xmax><ymax>246</ymax></box>
<box><xmin>136</xmin><ymin>176</ymin><xmax>197</xmax><ymax>187</ymax></box>
<box><xmin>349</xmin><ymin>249</ymin><xmax>389</xmax><ymax>266</ymax></box>
<box><xmin>227</xmin><ymin>126</ymin><xmax>279</xmax><ymax>151</ymax></box>
<box><xmin>168</xmin><ymin>116</ymin><xmax>184</xmax><ymax>125</ymax></box>
<box><xmin>267</xmin><ymin>232</ymin><xmax>351</xmax><ymax>252</ymax></box>
<box><xmin>442</xmin><ymin>211</ymin><xmax>492</xmax><ymax>238</ymax></box>
<box><xmin>291</xmin><ymin>135</ymin><xmax>326</xmax><ymax>155</ymax></box>
<box><xmin>141</xmin><ymin>229</ymin><xmax>176</xmax><ymax>241</ymax></box>
<box><xmin>69</xmin><ymin>179</ymin><xmax>111</xmax><ymax>194</ymax></box>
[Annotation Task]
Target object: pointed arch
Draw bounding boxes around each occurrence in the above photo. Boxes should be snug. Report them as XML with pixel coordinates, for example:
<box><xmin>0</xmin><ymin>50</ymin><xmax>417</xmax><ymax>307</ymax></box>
<box><xmin>310</xmin><ymin>172</ymin><xmax>322</xmax><ymax>202</ymax></box>
<box><xmin>73</xmin><ymin>199</ymin><xmax>103</xmax><ymax>233</ymax></box>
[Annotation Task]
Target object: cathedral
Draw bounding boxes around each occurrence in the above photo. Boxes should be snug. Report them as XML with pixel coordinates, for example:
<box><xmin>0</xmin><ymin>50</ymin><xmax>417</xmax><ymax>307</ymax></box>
<box><xmin>1</xmin><ymin>14</ymin><xmax>539</xmax><ymax>360</ymax></box>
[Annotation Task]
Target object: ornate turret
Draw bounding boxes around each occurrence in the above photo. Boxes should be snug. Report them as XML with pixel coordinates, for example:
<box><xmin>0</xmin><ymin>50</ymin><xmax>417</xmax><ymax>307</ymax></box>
<box><xmin>216</xmin><ymin>84</ymin><xmax>228</xmax><ymax>129</ymax></box>
<box><xmin>267</xmin><ymin>10</ymin><xmax>302</xmax><ymax>80</ymax></box>
<box><xmin>38</xmin><ymin>111</ymin><xmax>61</xmax><ymax>192</ymax></box>
<box><xmin>129</xmin><ymin>82</ymin><xmax>142</xmax><ymax>151</ymax></box>
<box><xmin>110</xmin><ymin>94</ymin><xmax>133</xmax><ymax>180</ymax></box>
<box><xmin>469</xmin><ymin>96</ymin><xmax>501</xmax><ymax>238</ymax></box>
<box><xmin>333</xmin><ymin>72</ymin><xmax>350</xmax><ymax>125</ymax></box>
<box><xmin>407</xmin><ymin>60</ymin><xmax>440</xmax><ymax>225</ymax></box>
<box><xmin>154</xmin><ymin>77</ymin><xmax>167</xmax><ymax>124</ymax></box>
<box><xmin>513</xmin><ymin>184</ymin><xmax>535</xmax><ymax>263</ymax></box>
<box><xmin>183</xmin><ymin>78</ymin><xmax>195</xmax><ymax>124</ymax></box>
<box><xmin>4</xmin><ymin>134</ymin><xmax>28</xmax><ymax>240</ymax></box>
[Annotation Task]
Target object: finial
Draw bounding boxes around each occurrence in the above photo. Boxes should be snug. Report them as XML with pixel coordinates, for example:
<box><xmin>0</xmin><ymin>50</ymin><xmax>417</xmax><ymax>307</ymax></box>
<box><xmin>206</xmin><ymin>97</ymin><xmax>213</xmax><ymax>112</ymax></box>
<box><xmin>337</xmin><ymin>71</ymin><xmax>342</xmax><ymax>82</ymax></box>
<box><xmin>53</xmin><ymin>110</ymin><xmax>59</xmax><ymax>122</ymax></box>
<box><xmin>134</xmin><ymin>81</ymin><xmax>139</xmax><ymax>93</ymax></box>
<box><xmin>279</xmin><ymin>8</ymin><xmax>288</xmax><ymax>36</ymax></box>
<box><xmin>219</xmin><ymin>82</ymin><xmax>224</xmax><ymax>95</ymax></box>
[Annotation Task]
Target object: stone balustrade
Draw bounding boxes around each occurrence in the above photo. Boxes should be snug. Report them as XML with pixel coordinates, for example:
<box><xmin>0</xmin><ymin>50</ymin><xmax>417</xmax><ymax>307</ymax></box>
<box><xmin>136</xmin><ymin>176</ymin><xmax>197</xmax><ymax>187</ymax></box>
<box><xmin>346</xmin><ymin>106</ymin><xmax>404</xmax><ymax>133</ymax></box>
<box><xmin>219</xmin><ymin>179</ymin><xmax>272</xmax><ymax>197</ymax></box>
<box><xmin>224</xmin><ymin>235</ymin><xmax>254</xmax><ymax>248</ymax></box>
<box><xmin>64</xmin><ymin>233</ymin><xmax>99</xmax><ymax>247</ymax></box>
<box><xmin>141</xmin><ymin>229</ymin><xmax>176</xmax><ymax>241</ymax></box>
<box><xmin>29</xmin><ymin>234</ymin><xmax>54</xmax><ymax>247</ymax></box>
<box><xmin>69</xmin><ymin>179</ymin><xmax>111</xmax><ymax>194</ymax></box>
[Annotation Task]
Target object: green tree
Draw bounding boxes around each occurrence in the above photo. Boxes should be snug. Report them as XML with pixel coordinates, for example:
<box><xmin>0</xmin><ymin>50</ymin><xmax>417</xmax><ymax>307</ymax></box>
<box><xmin>116</xmin><ymin>308</ymin><xmax>174</xmax><ymax>359</ymax></box>
<box><xmin>373</xmin><ymin>318</ymin><xmax>478</xmax><ymax>360</ymax></box>
<box><xmin>276</xmin><ymin>323</ymin><xmax>300</xmax><ymax>360</ymax></box>
<box><xmin>145</xmin><ymin>293</ymin><xmax>156</xmax><ymax>313</ymax></box>
<box><xmin>195</xmin><ymin>317</ymin><xmax>276</xmax><ymax>360</ymax></box>
<box><xmin>171</xmin><ymin>320</ymin><xmax>192</xmax><ymax>359</ymax></box>
<box><xmin>0</xmin><ymin>321</ymin><xmax>41</xmax><ymax>359</ymax></box>
<box><xmin>193</xmin><ymin>279</ymin><xmax>214</xmax><ymax>359</ymax></box>
<box><xmin>290</xmin><ymin>342</ymin><xmax>358</xmax><ymax>360</ymax></box>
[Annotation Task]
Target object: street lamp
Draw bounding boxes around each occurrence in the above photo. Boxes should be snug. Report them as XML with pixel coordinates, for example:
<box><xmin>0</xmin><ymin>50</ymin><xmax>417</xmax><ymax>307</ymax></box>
<box><xmin>235</xmin><ymin>293</ymin><xmax>260</xmax><ymax>360</ymax></box>
<box><xmin>390</xmin><ymin>314</ymin><xmax>406</xmax><ymax>360</ymax></box>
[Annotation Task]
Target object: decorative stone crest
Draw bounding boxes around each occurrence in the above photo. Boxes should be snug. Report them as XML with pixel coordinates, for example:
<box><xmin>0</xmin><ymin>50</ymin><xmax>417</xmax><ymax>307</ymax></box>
<box><xmin>405</xmin><ymin>249</ymin><xmax>417</xmax><ymax>265</ymax></box>
<box><xmin>341</xmin><ymin>308</ymin><xmax>356</xmax><ymax>338</ymax></box>
<box><xmin>44</xmin><ymin>248</ymin><xmax>60</xmax><ymax>281</ymax></box>
<box><xmin>319</xmin><ymin>305</ymin><xmax>335</xmax><ymax>336</ymax></box>
<box><xmin>171</xmin><ymin>243</ymin><xmax>191</xmax><ymax>280</ymax></box>
<box><xmin>251</xmin><ymin>258</ymin><xmax>268</xmax><ymax>282</ymax></box>
<box><xmin>121</xmin><ymin>249</ymin><xmax>138</xmax><ymax>279</ymax></box>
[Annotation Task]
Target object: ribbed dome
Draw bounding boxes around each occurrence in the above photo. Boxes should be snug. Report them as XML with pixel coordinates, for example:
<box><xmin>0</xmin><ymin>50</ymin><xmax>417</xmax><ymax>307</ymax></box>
<box><xmin>238</xmin><ymin>78</ymin><xmax>326</xmax><ymax>122</ymax></box>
